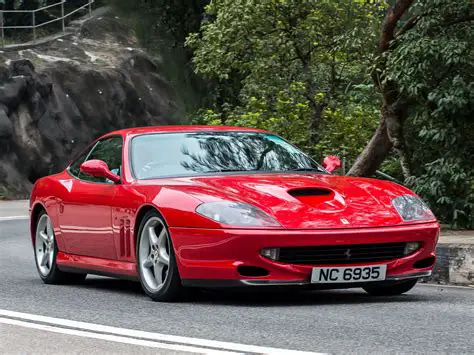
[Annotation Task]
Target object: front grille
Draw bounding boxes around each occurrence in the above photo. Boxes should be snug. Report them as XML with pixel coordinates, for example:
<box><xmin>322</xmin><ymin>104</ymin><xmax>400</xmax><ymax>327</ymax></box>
<box><xmin>277</xmin><ymin>242</ymin><xmax>407</xmax><ymax>265</ymax></box>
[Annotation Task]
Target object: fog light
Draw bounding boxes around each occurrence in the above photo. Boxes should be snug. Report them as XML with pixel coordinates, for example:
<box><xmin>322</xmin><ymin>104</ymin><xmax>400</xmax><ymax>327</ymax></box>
<box><xmin>261</xmin><ymin>248</ymin><xmax>280</xmax><ymax>261</ymax></box>
<box><xmin>404</xmin><ymin>242</ymin><xmax>421</xmax><ymax>255</ymax></box>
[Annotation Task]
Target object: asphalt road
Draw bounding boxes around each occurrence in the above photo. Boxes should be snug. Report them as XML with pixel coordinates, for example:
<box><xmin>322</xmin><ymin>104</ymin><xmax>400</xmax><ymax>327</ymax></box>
<box><xmin>1</xmin><ymin>218</ymin><xmax>474</xmax><ymax>354</ymax></box>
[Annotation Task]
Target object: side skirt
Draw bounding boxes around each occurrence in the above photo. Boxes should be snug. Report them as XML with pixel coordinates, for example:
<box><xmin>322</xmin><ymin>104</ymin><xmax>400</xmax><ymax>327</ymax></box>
<box><xmin>56</xmin><ymin>252</ymin><xmax>139</xmax><ymax>281</ymax></box>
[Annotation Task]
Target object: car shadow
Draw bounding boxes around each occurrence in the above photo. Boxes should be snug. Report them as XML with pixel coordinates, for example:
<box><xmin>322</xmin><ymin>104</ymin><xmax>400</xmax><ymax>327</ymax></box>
<box><xmin>81</xmin><ymin>276</ymin><xmax>425</xmax><ymax>306</ymax></box>
<box><xmin>196</xmin><ymin>288</ymin><xmax>424</xmax><ymax>306</ymax></box>
<box><xmin>81</xmin><ymin>276</ymin><xmax>143</xmax><ymax>296</ymax></box>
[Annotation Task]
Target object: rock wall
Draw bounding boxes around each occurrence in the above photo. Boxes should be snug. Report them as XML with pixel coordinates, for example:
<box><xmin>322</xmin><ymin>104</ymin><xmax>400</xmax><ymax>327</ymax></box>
<box><xmin>0</xmin><ymin>12</ymin><xmax>178</xmax><ymax>198</ymax></box>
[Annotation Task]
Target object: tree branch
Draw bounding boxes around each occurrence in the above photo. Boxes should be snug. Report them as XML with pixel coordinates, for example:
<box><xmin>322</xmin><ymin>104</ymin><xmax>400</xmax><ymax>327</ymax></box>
<box><xmin>380</xmin><ymin>0</ymin><xmax>415</xmax><ymax>52</ymax></box>
<box><xmin>396</xmin><ymin>15</ymin><xmax>422</xmax><ymax>37</ymax></box>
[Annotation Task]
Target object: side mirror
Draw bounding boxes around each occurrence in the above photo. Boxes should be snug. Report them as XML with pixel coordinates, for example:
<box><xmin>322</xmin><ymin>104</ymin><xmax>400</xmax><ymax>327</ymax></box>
<box><xmin>80</xmin><ymin>160</ymin><xmax>120</xmax><ymax>183</ymax></box>
<box><xmin>322</xmin><ymin>155</ymin><xmax>342</xmax><ymax>173</ymax></box>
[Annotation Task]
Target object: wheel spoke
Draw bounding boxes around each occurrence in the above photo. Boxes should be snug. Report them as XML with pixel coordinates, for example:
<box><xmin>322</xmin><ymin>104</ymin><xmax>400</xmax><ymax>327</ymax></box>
<box><xmin>40</xmin><ymin>251</ymin><xmax>49</xmax><ymax>267</ymax></box>
<box><xmin>148</xmin><ymin>227</ymin><xmax>159</xmax><ymax>247</ymax></box>
<box><xmin>154</xmin><ymin>263</ymin><xmax>164</xmax><ymax>284</ymax></box>
<box><xmin>158</xmin><ymin>246</ymin><xmax>169</xmax><ymax>266</ymax></box>
<box><xmin>143</xmin><ymin>255</ymin><xmax>153</xmax><ymax>268</ymax></box>
<box><xmin>157</xmin><ymin>229</ymin><xmax>166</xmax><ymax>246</ymax></box>
<box><xmin>46</xmin><ymin>221</ymin><xmax>54</xmax><ymax>240</ymax></box>
<box><xmin>39</xmin><ymin>232</ymin><xmax>48</xmax><ymax>244</ymax></box>
<box><xmin>48</xmin><ymin>248</ymin><xmax>54</xmax><ymax>267</ymax></box>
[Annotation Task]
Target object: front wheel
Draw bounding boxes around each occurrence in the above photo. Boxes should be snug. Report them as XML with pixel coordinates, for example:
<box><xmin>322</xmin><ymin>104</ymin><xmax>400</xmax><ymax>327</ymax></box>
<box><xmin>34</xmin><ymin>211</ymin><xmax>86</xmax><ymax>284</ymax></box>
<box><xmin>363</xmin><ymin>279</ymin><xmax>418</xmax><ymax>296</ymax></box>
<box><xmin>136</xmin><ymin>210</ymin><xmax>185</xmax><ymax>302</ymax></box>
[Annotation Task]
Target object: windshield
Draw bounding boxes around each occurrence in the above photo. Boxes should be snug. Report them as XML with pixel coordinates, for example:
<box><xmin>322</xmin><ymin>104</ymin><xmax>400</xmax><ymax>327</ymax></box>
<box><xmin>130</xmin><ymin>131</ymin><xmax>326</xmax><ymax>179</ymax></box>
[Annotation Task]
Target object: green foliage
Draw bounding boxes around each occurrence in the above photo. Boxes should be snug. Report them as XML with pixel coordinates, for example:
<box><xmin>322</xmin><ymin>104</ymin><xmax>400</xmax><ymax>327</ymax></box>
<box><xmin>387</xmin><ymin>0</ymin><xmax>474</xmax><ymax>228</ymax></box>
<box><xmin>194</xmin><ymin>92</ymin><xmax>379</xmax><ymax>166</ymax></box>
<box><xmin>188</xmin><ymin>0</ymin><xmax>383</xmax><ymax>164</ymax></box>
<box><xmin>315</xmin><ymin>102</ymin><xmax>379</xmax><ymax>163</ymax></box>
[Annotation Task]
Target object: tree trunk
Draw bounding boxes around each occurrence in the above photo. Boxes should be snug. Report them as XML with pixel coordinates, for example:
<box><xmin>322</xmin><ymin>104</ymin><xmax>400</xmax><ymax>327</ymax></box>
<box><xmin>348</xmin><ymin>107</ymin><xmax>393</xmax><ymax>177</ymax></box>
<box><xmin>348</xmin><ymin>0</ymin><xmax>415</xmax><ymax>177</ymax></box>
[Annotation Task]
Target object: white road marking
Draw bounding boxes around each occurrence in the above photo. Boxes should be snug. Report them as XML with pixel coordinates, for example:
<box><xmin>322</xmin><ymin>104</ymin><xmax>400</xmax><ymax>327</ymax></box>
<box><xmin>0</xmin><ymin>216</ymin><xmax>29</xmax><ymax>221</ymax></box>
<box><xmin>0</xmin><ymin>309</ymin><xmax>326</xmax><ymax>355</ymax></box>
<box><xmin>0</xmin><ymin>317</ymin><xmax>239</xmax><ymax>354</ymax></box>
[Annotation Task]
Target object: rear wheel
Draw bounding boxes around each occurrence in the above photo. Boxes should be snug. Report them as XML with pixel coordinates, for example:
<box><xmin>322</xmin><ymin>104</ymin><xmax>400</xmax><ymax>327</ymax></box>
<box><xmin>136</xmin><ymin>210</ymin><xmax>185</xmax><ymax>302</ymax></box>
<box><xmin>34</xmin><ymin>212</ymin><xmax>86</xmax><ymax>284</ymax></box>
<box><xmin>363</xmin><ymin>279</ymin><xmax>418</xmax><ymax>296</ymax></box>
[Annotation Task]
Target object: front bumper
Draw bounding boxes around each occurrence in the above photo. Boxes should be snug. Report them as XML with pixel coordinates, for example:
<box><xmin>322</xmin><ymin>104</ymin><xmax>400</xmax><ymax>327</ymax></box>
<box><xmin>170</xmin><ymin>222</ymin><xmax>439</xmax><ymax>288</ymax></box>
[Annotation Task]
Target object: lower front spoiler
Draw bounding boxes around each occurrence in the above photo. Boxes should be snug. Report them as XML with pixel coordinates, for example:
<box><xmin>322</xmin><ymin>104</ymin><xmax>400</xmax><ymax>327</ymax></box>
<box><xmin>182</xmin><ymin>270</ymin><xmax>432</xmax><ymax>289</ymax></box>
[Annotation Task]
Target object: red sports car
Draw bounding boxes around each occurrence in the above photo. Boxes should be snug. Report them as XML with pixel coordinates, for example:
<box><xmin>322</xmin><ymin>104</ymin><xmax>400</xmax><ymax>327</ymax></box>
<box><xmin>30</xmin><ymin>126</ymin><xmax>439</xmax><ymax>301</ymax></box>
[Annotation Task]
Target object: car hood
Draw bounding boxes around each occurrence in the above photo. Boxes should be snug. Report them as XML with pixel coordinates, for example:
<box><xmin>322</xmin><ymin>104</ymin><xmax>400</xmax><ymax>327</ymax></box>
<box><xmin>152</xmin><ymin>173</ymin><xmax>420</xmax><ymax>229</ymax></box>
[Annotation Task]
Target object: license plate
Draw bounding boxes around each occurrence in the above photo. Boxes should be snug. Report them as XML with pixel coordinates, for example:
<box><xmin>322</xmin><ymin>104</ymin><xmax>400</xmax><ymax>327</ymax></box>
<box><xmin>311</xmin><ymin>265</ymin><xmax>387</xmax><ymax>284</ymax></box>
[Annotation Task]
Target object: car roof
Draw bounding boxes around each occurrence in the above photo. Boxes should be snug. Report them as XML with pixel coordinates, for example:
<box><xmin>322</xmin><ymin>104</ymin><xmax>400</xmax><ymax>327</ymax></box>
<box><xmin>100</xmin><ymin>125</ymin><xmax>269</xmax><ymax>139</ymax></box>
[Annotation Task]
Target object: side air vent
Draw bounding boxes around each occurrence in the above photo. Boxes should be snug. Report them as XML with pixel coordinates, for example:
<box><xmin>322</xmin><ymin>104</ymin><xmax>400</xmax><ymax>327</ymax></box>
<box><xmin>288</xmin><ymin>188</ymin><xmax>332</xmax><ymax>197</ymax></box>
<box><xmin>119</xmin><ymin>218</ymin><xmax>131</xmax><ymax>258</ymax></box>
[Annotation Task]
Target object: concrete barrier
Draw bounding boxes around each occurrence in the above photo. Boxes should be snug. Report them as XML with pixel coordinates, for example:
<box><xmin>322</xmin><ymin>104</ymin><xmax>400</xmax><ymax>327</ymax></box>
<box><xmin>424</xmin><ymin>240</ymin><xmax>474</xmax><ymax>286</ymax></box>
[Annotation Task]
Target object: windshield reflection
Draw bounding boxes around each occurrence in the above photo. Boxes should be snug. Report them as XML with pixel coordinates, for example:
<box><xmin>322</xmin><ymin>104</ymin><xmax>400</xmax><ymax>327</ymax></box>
<box><xmin>131</xmin><ymin>132</ymin><xmax>325</xmax><ymax>179</ymax></box>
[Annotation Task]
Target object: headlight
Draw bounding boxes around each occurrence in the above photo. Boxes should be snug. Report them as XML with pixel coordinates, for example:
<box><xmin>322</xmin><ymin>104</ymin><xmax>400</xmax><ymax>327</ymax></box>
<box><xmin>196</xmin><ymin>201</ymin><xmax>281</xmax><ymax>227</ymax></box>
<box><xmin>392</xmin><ymin>195</ymin><xmax>435</xmax><ymax>222</ymax></box>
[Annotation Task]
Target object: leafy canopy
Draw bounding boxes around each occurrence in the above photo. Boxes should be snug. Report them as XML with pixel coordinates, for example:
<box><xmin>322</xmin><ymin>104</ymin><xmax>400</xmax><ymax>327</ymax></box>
<box><xmin>187</xmin><ymin>0</ymin><xmax>384</xmax><ymax>160</ymax></box>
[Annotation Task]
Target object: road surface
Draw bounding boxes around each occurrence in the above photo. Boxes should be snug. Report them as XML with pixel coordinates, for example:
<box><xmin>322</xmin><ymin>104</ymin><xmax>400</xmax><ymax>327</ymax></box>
<box><xmin>1</xmin><ymin>210</ymin><xmax>473</xmax><ymax>354</ymax></box>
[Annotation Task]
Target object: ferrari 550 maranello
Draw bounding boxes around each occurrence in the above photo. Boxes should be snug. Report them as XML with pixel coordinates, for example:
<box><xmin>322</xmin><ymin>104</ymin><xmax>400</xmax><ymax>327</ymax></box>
<box><xmin>30</xmin><ymin>126</ymin><xmax>439</xmax><ymax>301</ymax></box>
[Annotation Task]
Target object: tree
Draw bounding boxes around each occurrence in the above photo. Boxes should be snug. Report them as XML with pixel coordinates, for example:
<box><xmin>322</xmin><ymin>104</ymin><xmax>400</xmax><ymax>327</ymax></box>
<box><xmin>349</xmin><ymin>0</ymin><xmax>473</xmax><ymax>177</ymax></box>
<box><xmin>348</xmin><ymin>0</ymin><xmax>414</xmax><ymax>178</ymax></box>
<box><xmin>348</xmin><ymin>0</ymin><xmax>473</xmax><ymax>227</ymax></box>
<box><xmin>187</xmin><ymin>0</ymin><xmax>384</xmax><ymax>154</ymax></box>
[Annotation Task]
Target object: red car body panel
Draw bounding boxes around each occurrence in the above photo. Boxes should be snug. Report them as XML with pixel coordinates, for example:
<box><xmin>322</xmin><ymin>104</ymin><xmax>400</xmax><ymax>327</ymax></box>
<box><xmin>29</xmin><ymin>125</ymin><xmax>440</xmax><ymax>287</ymax></box>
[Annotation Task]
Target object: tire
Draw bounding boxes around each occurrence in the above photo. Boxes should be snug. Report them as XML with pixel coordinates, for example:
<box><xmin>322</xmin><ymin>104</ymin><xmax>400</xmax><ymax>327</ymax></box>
<box><xmin>136</xmin><ymin>210</ymin><xmax>186</xmax><ymax>302</ymax></box>
<box><xmin>34</xmin><ymin>211</ymin><xmax>87</xmax><ymax>285</ymax></box>
<box><xmin>363</xmin><ymin>279</ymin><xmax>418</xmax><ymax>296</ymax></box>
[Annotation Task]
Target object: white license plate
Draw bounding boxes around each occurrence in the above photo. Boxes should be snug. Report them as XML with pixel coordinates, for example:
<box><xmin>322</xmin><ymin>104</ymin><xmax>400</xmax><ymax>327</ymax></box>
<box><xmin>311</xmin><ymin>265</ymin><xmax>387</xmax><ymax>284</ymax></box>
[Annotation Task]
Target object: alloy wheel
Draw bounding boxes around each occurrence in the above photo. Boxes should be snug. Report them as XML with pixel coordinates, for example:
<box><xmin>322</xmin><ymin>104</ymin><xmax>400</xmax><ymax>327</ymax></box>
<box><xmin>35</xmin><ymin>214</ymin><xmax>55</xmax><ymax>277</ymax></box>
<box><xmin>138</xmin><ymin>217</ymin><xmax>171</xmax><ymax>292</ymax></box>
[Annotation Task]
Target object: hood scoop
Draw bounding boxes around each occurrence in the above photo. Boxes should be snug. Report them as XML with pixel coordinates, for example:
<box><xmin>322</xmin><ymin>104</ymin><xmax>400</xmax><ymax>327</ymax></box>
<box><xmin>288</xmin><ymin>187</ymin><xmax>335</xmax><ymax>207</ymax></box>
<box><xmin>288</xmin><ymin>188</ymin><xmax>332</xmax><ymax>197</ymax></box>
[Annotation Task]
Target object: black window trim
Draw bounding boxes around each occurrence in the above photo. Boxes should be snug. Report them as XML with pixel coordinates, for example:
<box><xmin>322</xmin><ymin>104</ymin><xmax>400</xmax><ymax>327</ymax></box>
<box><xmin>66</xmin><ymin>135</ymin><xmax>124</xmax><ymax>185</ymax></box>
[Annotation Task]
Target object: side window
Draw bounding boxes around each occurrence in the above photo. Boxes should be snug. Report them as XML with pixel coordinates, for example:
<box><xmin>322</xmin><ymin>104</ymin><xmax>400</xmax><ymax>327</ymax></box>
<box><xmin>69</xmin><ymin>147</ymin><xmax>94</xmax><ymax>178</ymax></box>
<box><xmin>81</xmin><ymin>137</ymin><xmax>123</xmax><ymax>183</ymax></box>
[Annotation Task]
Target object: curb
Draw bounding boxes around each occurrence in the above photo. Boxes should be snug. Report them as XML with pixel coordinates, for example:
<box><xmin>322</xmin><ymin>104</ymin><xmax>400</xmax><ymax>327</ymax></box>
<box><xmin>421</xmin><ymin>243</ymin><xmax>474</xmax><ymax>286</ymax></box>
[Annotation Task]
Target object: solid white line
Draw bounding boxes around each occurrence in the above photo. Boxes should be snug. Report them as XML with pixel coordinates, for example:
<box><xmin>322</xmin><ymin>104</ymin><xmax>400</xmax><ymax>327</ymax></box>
<box><xmin>0</xmin><ymin>317</ymin><xmax>240</xmax><ymax>354</ymax></box>
<box><xmin>0</xmin><ymin>309</ymin><xmax>325</xmax><ymax>355</ymax></box>
<box><xmin>0</xmin><ymin>216</ymin><xmax>29</xmax><ymax>221</ymax></box>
